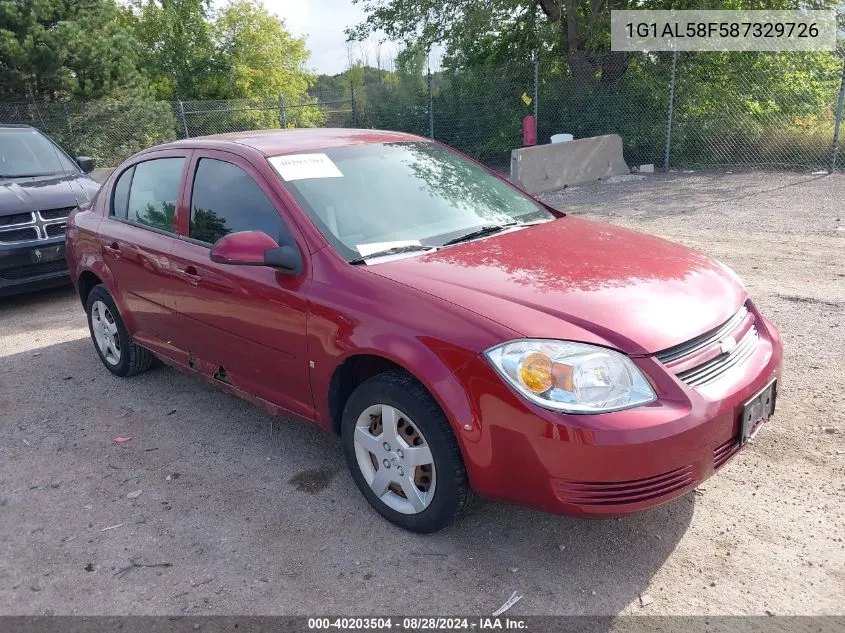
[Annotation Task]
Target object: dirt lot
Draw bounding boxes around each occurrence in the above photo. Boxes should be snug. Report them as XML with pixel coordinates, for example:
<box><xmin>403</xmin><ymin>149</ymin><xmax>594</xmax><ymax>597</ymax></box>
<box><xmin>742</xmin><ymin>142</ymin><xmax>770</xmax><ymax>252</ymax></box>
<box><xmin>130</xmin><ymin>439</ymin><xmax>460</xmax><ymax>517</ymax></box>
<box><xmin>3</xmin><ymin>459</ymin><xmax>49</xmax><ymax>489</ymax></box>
<box><xmin>1</xmin><ymin>171</ymin><xmax>843</xmax><ymax>616</ymax></box>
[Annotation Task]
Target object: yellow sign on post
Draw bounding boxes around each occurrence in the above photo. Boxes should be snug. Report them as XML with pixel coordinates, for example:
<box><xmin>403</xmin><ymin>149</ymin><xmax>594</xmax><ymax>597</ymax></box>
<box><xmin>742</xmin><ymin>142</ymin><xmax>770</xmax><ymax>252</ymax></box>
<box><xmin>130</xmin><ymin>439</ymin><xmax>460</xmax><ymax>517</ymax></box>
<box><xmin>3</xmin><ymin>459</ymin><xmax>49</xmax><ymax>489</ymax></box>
<box><xmin>521</xmin><ymin>92</ymin><xmax>533</xmax><ymax>106</ymax></box>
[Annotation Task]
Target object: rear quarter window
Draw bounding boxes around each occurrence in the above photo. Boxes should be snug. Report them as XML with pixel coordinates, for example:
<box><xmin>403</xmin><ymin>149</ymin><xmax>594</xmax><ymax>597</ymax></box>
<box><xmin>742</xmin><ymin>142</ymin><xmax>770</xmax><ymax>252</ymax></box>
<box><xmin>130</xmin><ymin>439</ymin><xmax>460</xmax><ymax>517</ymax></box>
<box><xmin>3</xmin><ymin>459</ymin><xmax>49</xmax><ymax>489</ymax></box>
<box><xmin>111</xmin><ymin>167</ymin><xmax>133</xmax><ymax>220</ymax></box>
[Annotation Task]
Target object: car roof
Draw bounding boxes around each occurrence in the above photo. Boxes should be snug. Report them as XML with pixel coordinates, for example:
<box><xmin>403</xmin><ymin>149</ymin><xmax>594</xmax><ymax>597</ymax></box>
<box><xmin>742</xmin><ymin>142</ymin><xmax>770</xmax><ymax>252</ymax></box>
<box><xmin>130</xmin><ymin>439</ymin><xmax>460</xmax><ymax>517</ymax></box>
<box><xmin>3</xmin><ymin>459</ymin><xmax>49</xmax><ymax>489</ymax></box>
<box><xmin>0</xmin><ymin>123</ymin><xmax>36</xmax><ymax>129</ymax></box>
<box><xmin>151</xmin><ymin>128</ymin><xmax>429</xmax><ymax>156</ymax></box>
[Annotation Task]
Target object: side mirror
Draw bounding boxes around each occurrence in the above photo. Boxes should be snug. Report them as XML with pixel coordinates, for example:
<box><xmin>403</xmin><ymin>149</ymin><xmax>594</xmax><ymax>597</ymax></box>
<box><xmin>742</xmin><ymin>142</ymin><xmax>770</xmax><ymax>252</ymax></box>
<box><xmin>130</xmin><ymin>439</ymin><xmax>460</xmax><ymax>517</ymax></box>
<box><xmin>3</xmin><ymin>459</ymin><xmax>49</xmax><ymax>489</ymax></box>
<box><xmin>209</xmin><ymin>231</ymin><xmax>303</xmax><ymax>275</ymax></box>
<box><xmin>75</xmin><ymin>156</ymin><xmax>95</xmax><ymax>174</ymax></box>
<box><xmin>264</xmin><ymin>245</ymin><xmax>303</xmax><ymax>275</ymax></box>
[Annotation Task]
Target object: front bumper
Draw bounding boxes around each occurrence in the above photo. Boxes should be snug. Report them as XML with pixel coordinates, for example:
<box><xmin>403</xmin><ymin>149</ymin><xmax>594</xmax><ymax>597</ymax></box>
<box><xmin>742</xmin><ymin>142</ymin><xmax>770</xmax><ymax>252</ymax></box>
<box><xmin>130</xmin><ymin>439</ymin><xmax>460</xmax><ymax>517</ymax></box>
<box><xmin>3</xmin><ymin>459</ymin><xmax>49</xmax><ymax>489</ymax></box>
<box><xmin>452</xmin><ymin>312</ymin><xmax>783</xmax><ymax>517</ymax></box>
<box><xmin>0</xmin><ymin>238</ymin><xmax>69</xmax><ymax>296</ymax></box>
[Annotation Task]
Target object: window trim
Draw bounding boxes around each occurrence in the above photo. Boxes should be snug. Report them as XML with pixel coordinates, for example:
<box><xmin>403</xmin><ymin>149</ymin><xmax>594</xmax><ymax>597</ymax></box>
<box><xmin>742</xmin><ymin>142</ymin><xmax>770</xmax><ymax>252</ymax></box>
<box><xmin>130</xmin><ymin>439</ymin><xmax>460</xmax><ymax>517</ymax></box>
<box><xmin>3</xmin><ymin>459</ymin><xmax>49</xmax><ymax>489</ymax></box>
<box><xmin>109</xmin><ymin>216</ymin><xmax>184</xmax><ymax>239</ymax></box>
<box><xmin>177</xmin><ymin>234</ymin><xmax>214</xmax><ymax>249</ymax></box>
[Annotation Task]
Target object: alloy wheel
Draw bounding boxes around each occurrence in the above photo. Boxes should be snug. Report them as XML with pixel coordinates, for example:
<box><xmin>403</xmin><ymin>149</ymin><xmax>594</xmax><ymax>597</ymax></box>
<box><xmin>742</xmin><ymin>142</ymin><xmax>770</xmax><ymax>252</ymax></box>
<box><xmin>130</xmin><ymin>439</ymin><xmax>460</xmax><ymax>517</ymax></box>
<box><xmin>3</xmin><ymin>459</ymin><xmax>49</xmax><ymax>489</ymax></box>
<box><xmin>91</xmin><ymin>300</ymin><xmax>121</xmax><ymax>366</ymax></box>
<box><xmin>353</xmin><ymin>403</ymin><xmax>436</xmax><ymax>514</ymax></box>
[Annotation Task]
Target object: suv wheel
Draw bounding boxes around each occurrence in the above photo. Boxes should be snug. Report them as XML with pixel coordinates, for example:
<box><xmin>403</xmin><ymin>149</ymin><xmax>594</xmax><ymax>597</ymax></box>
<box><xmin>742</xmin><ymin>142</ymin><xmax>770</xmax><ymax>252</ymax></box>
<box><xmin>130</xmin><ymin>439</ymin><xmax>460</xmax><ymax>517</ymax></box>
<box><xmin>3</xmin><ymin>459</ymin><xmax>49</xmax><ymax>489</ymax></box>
<box><xmin>341</xmin><ymin>370</ymin><xmax>470</xmax><ymax>533</ymax></box>
<box><xmin>86</xmin><ymin>285</ymin><xmax>154</xmax><ymax>377</ymax></box>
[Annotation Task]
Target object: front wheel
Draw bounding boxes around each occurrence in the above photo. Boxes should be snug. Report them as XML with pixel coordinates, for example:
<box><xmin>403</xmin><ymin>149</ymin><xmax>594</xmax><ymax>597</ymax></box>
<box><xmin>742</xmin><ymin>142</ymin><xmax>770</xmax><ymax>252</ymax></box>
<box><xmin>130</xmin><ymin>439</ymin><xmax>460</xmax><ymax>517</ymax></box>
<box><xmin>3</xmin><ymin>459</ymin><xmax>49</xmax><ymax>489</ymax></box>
<box><xmin>341</xmin><ymin>370</ymin><xmax>470</xmax><ymax>533</ymax></box>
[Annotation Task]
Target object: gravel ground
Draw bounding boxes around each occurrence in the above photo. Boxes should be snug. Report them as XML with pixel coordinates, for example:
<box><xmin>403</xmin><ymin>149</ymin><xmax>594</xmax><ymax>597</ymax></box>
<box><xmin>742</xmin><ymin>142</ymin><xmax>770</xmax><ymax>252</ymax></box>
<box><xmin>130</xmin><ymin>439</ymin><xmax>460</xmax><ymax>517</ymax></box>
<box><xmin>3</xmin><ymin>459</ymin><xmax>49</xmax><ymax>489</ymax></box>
<box><xmin>0</xmin><ymin>170</ymin><xmax>843</xmax><ymax>616</ymax></box>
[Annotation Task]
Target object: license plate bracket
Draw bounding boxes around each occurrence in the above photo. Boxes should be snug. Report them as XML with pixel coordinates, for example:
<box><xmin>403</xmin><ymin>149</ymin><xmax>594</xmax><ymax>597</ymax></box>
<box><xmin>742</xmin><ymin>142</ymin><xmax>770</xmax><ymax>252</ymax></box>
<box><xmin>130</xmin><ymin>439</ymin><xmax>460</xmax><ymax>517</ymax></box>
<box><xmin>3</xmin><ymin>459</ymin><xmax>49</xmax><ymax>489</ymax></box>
<box><xmin>740</xmin><ymin>379</ymin><xmax>777</xmax><ymax>445</ymax></box>
<box><xmin>30</xmin><ymin>244</ymin><xmax>64</xmax><ymax>264</ymax></box>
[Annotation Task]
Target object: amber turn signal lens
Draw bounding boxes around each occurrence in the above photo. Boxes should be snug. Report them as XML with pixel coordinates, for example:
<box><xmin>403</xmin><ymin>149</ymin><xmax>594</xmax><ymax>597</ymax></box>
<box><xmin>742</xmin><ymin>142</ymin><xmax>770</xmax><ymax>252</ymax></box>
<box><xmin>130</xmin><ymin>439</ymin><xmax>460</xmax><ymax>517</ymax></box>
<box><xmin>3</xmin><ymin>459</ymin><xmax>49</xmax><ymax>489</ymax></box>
<box><xmin>520</xmin><ymin>352</ymin><xmax>553</xmax><ymax>393</ymax></box>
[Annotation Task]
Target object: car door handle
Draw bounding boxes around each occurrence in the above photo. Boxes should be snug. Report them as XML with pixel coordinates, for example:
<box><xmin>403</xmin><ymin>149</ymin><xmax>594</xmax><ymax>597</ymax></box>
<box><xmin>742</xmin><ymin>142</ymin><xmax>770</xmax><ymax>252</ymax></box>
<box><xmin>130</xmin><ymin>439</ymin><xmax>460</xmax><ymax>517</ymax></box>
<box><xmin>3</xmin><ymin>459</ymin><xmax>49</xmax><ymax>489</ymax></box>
<box><xmin>103</xmin><ymin>242</ymin><xmax>121</xmax><ymax>260</ymax></box>
<box><xmin>175</xmin><ymin>265</ymin><xmax>201</xmax><ymax>286</ymax></box>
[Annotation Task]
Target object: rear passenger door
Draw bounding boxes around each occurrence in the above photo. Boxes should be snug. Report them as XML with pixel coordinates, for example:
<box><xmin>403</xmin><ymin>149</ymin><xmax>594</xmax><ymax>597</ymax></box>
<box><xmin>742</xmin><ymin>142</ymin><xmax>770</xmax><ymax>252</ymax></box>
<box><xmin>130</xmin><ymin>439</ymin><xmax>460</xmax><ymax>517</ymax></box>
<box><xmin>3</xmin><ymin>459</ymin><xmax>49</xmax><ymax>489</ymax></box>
<box><xmin>169</xmin><ymin>150</ymin><xmax>314</xmax><ymax>419</ymax></box>
<box><xmin>96</xmin><ymin>151</ymin><xmax>190</xmax><ymax>362</ymax></box>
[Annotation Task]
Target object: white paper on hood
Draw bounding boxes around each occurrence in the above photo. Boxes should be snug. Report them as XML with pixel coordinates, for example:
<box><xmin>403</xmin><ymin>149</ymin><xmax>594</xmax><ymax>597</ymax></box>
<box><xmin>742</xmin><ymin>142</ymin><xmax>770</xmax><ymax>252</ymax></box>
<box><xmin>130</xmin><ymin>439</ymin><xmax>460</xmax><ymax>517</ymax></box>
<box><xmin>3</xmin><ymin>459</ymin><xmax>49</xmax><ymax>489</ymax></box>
<box><xmin>268</xmin><ymin>153</ymin><xmax>343</xmax><ymax>181</ymax></box>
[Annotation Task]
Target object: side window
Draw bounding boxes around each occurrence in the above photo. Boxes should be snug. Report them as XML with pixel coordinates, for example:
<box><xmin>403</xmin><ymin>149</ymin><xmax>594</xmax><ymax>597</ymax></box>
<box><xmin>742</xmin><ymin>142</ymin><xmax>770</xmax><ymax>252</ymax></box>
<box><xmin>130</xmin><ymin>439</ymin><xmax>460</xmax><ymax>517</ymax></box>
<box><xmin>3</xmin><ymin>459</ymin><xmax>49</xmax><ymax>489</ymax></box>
<box><xmin>125</xmin><ymin>157</ymin><xmax>185</xmax><ymax>232</ymax></box>
<box><xmin>189</xmin><ymin>158</ymin><xmax>293</xmax><ymax>246</ymax></box>
<box><xmin>111</xmin><ymin>166</ymin><xmax>133</xmax><ymax>219</ymax></box>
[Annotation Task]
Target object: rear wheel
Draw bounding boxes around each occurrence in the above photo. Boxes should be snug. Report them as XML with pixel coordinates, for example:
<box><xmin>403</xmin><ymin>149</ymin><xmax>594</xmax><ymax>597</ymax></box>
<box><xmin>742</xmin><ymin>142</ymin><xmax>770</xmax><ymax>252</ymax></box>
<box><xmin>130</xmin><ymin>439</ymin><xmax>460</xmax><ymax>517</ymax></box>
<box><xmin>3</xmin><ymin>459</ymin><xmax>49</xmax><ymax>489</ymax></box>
<box><xmin>86</xmin><ymin>285</ymin><xmax>154</xmax><ymax>377</ymax></box>
<box><xmin>341</xmin><ymin>370</ymin><xmax>470</xmax><ymax>533</ymax></box>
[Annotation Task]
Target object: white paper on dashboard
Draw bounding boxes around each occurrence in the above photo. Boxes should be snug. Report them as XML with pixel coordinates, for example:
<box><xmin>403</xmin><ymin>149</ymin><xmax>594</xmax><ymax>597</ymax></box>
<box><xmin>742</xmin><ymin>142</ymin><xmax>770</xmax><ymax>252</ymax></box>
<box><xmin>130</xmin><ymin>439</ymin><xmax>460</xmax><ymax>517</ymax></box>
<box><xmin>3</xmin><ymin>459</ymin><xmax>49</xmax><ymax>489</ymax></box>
<box><xmin>355</xmin><ymin>240</ymin><xmax>422</xmax><ymax>257</ymax></box>
<box><xmin>268</xmin><ymin>153</ymin><xmax>343</xmax><ymax>181</ymax></box>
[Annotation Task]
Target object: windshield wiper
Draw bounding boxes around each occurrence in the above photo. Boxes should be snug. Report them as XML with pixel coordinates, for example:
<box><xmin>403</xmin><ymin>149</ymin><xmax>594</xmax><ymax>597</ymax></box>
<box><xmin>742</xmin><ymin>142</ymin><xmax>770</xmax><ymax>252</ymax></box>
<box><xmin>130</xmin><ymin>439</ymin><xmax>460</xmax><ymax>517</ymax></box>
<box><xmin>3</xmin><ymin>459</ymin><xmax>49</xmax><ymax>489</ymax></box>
<box><xmin>348</xmin><ymin>244</ymin><xmax>435</xmax><ymax>265</ymax></box>
<box><xmin>440</xmin><ymin>222</ymin><xmax>518</xmax><ymax>247</ymax></box>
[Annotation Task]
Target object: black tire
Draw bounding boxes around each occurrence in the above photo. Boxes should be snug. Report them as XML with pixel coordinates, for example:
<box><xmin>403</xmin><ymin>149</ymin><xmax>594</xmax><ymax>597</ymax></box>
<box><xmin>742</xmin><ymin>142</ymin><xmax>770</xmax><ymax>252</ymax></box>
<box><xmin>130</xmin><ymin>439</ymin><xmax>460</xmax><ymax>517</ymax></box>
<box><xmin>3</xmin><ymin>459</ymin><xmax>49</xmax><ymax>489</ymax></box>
<box><xmin>341</xmin><ymin>369</ymin><xmax>470</xmax><ymax>533</ymax></box>
<box><xmin>85</xmin><ymin>284</ymin><xmax>154</xmax><ymax>377</ymax></box>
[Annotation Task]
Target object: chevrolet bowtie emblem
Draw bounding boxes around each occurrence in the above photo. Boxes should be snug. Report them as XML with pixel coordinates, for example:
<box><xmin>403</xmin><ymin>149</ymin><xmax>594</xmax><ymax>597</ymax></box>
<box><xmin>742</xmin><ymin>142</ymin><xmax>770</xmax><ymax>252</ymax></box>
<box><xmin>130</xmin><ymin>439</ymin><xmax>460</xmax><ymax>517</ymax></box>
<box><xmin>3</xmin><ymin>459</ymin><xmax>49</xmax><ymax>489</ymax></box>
<box><xmin>719</xmin><ymin>336</ymin><xmax>737</xmax><ymax>354</ymax></box>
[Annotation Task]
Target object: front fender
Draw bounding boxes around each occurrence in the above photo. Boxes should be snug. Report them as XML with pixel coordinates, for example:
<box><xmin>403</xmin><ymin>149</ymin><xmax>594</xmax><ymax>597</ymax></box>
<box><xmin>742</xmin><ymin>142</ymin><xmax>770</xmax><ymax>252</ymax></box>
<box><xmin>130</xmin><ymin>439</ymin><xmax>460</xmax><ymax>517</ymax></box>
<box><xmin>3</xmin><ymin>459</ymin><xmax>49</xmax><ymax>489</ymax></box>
<box><xmin>311</xmin><ymin>335</ymin><xmax>485</xmax><ymax>490</ymax></box>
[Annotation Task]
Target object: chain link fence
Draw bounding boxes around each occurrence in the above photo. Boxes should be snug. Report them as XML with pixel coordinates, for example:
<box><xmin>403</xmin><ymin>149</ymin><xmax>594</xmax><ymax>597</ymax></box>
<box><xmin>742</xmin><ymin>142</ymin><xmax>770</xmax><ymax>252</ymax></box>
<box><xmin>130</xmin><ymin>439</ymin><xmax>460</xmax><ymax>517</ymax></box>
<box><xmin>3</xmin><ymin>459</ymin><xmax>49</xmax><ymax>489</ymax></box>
<box><xmin>2</xmin><ymin>51</ymin><xmax>843</xmax><ymax>175</ymax></box>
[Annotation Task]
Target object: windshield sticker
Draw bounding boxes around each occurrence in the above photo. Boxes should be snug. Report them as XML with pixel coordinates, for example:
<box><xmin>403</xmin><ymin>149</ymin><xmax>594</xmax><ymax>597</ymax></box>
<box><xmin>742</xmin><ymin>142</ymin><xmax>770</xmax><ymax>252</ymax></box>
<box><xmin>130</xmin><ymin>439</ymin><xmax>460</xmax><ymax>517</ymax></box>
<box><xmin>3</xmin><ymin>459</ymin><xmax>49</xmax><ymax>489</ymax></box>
<box><xmin>268</xmin><ymin>153</ymin><xmax>343</xmax><ymax>181</ymax></box>
<box><xmin>355</xmin><ymin>240</ymin><xmax>422</xmax><ymax>257</ymax></box>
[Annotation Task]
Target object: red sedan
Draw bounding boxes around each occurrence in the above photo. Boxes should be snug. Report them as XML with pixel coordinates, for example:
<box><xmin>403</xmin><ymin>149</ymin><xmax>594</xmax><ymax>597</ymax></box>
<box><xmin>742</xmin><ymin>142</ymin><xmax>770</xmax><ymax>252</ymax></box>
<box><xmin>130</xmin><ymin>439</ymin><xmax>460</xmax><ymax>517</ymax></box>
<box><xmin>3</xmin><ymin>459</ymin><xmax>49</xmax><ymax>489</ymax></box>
<box><xmin>66</xmin><ymin>129</ymin><xmax>782</xmax><ymax>533</ymax></box>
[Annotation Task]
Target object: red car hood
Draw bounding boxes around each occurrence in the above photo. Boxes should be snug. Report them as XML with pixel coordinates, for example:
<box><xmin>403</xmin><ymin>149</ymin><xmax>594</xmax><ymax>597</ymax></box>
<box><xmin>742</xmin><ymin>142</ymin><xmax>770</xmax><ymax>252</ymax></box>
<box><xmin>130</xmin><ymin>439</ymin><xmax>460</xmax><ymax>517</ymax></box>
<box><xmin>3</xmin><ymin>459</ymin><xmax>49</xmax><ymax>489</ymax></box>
<box><xmin>367</xmin><ymin>216</ymin><xmax>746</xmax><ymax>355</ymax></box>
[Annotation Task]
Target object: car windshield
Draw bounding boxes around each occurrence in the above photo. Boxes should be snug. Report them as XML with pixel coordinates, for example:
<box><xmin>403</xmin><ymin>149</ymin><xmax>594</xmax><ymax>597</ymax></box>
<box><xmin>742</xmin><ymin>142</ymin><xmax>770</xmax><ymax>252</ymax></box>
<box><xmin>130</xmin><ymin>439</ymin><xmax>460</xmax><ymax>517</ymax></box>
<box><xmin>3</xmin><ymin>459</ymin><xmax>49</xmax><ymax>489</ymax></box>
<box><xmin>269</xmin><ymin>142</ymin><xmax>555</xmax><ymax>262</ymax></box>
<box><xmin>0</xmin><ymin>127</ymin><xmax>79</xmax><ymax>178</ymax></box>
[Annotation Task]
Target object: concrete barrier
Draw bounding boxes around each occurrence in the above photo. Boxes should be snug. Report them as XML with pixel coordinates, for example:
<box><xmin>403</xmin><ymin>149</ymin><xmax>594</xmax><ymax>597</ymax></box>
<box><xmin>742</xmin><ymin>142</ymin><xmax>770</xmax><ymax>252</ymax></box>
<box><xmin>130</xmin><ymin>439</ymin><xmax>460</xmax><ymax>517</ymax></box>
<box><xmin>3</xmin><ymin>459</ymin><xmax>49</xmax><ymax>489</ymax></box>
<box><xmin>510</xmin><ymin>134</ymin><xmax>629</xmax><ymax>193</ymax></box>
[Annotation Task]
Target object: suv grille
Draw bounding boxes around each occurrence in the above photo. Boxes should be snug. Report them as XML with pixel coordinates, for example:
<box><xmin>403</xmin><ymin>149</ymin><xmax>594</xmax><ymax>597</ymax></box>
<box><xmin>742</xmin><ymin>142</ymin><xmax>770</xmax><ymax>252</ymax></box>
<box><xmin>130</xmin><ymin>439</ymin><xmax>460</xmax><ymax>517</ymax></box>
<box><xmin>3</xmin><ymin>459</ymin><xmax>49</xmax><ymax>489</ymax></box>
<box><xmin>45</xmin><ymin>223</ymin><xmax>66</xmax><ymax>237</ymax></box>
<box><xmin>0</xmin><ymin>259</ymin><xmax>67</xmax><ymax>280</ymax></box>
<box><xmin>0</xmin><ymin>227</ymin><xmax>39</xmax><ymax>243</ymax></box>
<box><xmin>0</xmin><ymin>212</ymin><xmax>34</xmax><ymax>227</ymax></box>
<box><xmin>0</xmin><ymin>207</ymin><xmax>73</xmax><ymax>243</ymax></box>
<box><xmin>39</xmin><ymin>207</ymin><xmax>74</xmax><ymax>221</ymax></box>
<box><xmin>656</xmin><ymin>304</ymin><xmax>759</xmax><ymax>388</ymax></box>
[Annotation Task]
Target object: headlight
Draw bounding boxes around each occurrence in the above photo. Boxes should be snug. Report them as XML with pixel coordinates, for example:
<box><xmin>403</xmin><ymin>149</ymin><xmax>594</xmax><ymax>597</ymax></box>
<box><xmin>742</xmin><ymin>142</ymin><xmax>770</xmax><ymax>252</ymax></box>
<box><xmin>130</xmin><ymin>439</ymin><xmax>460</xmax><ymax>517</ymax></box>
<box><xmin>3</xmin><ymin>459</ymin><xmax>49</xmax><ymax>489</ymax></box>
<box><xmin>484</xmin><ymin>340</ymin><xmax>656</xmax><ymax>414</ymax></box>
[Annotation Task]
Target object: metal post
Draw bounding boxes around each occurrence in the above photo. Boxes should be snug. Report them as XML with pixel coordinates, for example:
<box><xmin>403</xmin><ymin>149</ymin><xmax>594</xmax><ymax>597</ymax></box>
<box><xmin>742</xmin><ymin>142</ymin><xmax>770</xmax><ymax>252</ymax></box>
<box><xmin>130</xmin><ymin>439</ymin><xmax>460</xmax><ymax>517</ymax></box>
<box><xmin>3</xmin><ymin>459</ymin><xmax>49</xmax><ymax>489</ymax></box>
<box><xmin>427</xmin><ymin>64</ymin><xmax>434</xmax><ymax>139</ymax></box>
<box><xmin>663</xmin><ymin>50</ymin><xmax>678</xmax><ymax>172</ymax></box>
<box><xmin>178</xmin><ymin>100</ymin><xmax>189</xmax><ymax>138</ymax></box>
<box><xmin>533</xmin><ymin>50</ymin><xmax>539</xmax><ymax>125</ymax></box>
<box><xmin>350</xmin><ymin>82</ymin><xmax>358</xmax><ymax>127</ymax></box>
<box><xmin>830</xmin><ymin>58</ymin><xmax>845</xmax><ymax>173</ymax></box>
<box><xmin>279</xmin><ymin>94</ymin><xmax>288</xmax><ymax>129</ymax></box>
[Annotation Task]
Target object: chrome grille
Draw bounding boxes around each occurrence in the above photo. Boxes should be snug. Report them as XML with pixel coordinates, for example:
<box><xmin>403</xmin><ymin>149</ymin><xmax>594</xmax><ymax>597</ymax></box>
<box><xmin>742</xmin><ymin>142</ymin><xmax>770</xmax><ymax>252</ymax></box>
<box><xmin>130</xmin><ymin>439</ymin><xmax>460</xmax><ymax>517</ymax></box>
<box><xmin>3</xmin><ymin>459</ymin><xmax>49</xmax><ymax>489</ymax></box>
<box><xmin>45</xmin><ymin>223</ymin><xmax>66</xmax><ymax>238</ymax></box>
<box><xmin>0</xmin><ymin>212</ymin><xmax>34</xmax><ymax>227</ymax></box>
<box><xmin>656</xmin><ymin>305</ymin><xmax>749</xmax><ymax>365</ymax></box>
<box><xmin>676</xmin><ymin>326</ymin><xmax>759</xmax><ymax>387</ymax></box>
<box><xmin>0</xmin><ymin>207</ymin><xmax>72</xmax><ymax>243</ymax></box>
<box><xmin>0</xmin><ymin>227</ymin><xmax>39</xmax><ymax>243</ymax></box>
<box><xmin>39</xmin><ymin>207</ymin><xmax>74</xmax><ymax>221</ymax></box>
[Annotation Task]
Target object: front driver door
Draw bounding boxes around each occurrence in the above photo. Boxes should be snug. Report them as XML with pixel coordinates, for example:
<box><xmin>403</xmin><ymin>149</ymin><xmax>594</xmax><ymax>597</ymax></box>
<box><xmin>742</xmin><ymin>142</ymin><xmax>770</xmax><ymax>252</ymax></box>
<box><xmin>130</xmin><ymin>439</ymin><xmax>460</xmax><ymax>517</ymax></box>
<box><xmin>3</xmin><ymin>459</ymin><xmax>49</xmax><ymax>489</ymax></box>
<box><xmin>169</xmin><ymin>150</ymin><xmax>314</xmax><ymax>419</ymax></box>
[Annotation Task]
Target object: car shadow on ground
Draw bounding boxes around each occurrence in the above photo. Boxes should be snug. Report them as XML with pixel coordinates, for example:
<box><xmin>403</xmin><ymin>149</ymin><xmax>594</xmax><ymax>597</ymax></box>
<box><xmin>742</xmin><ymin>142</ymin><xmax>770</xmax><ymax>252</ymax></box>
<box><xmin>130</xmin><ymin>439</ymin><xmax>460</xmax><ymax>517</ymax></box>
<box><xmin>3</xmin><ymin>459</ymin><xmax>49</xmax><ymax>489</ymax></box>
<box><xmin>1</xmin><ymin>332</ymin><xmax>694</xmax><ymax>615</ymax></box>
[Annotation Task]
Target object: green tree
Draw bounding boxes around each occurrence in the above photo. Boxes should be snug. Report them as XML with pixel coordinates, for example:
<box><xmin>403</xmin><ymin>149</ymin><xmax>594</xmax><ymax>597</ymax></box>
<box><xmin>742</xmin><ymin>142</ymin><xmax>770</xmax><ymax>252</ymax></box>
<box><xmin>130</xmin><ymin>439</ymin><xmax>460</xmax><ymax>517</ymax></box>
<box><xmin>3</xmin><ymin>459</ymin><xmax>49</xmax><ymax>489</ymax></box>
<box><xmin>209</xmin><ymin>0</ymin><xmax>321</xmax><ymax>128</ymax></box>
<box><xmin>124</xmin><ymin>0</ymin><xmax>222</xmax><ymax>100</ymax></box>
<box><xmin>349</xmin><ymin>0</ymin><xmax>840</xmax><ymax>86</ymax></box>
<box><xmin>214</xmin><ymin>0</ymin><xmax>314</xmax><ymax>102</ymax></box>
<box><xmin>0</xmin><ymin>0</ymin><xmax>148</xmax><ymax>101</ymax></box>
